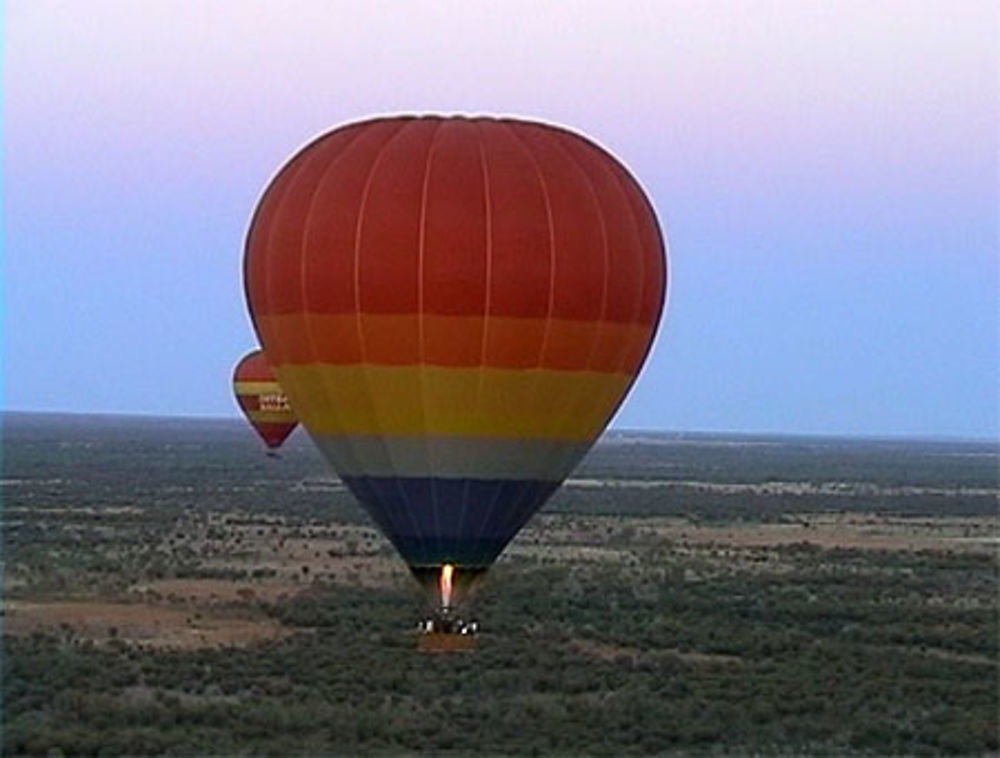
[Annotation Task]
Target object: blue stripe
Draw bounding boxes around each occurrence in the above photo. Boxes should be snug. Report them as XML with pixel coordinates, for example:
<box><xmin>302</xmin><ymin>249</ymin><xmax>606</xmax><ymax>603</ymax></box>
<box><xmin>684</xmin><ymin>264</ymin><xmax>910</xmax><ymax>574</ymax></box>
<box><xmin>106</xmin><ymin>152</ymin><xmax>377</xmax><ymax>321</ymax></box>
<box><xmin>341</xmin><ymin>476</ymin><xmax>560</xmax><ymax>568</ymax></box>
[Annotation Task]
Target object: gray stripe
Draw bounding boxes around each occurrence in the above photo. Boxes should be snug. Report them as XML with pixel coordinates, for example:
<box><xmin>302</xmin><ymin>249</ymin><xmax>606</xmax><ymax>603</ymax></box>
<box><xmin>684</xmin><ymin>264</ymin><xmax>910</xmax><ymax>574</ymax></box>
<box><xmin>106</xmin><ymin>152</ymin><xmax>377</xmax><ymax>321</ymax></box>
<box><xmin>311</xmin><ymin>434</ymin><xmax>592</xmax><ymax>481</ymax></box>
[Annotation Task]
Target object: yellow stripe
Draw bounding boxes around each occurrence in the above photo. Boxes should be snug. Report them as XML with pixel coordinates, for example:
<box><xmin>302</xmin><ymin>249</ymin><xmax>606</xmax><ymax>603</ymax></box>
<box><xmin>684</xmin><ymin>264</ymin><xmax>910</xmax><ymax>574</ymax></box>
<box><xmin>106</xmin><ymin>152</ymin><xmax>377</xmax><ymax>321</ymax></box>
<box><xmin>234</xmin><ymin>381</ymin><xmax>285</xmax><ymax>395</ymax></box>
<box><xmin>245</xmin><ymin>410</ymin><xmax>297</xmax><ymax>424</ymax></box>
<box><xmin>274</xmin><ymin>364</ymin><xmax>631</xmax><ymax>441</ymax></box>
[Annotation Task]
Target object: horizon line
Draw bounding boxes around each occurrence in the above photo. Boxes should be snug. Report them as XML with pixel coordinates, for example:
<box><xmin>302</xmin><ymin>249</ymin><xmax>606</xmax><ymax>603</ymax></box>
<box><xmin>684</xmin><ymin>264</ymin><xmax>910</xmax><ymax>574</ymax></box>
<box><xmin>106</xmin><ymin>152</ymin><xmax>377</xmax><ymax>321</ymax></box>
<box><xmin>2</xmin><ymin>408</ymin><xmax>996</xmax><ymax>446</ymax></box>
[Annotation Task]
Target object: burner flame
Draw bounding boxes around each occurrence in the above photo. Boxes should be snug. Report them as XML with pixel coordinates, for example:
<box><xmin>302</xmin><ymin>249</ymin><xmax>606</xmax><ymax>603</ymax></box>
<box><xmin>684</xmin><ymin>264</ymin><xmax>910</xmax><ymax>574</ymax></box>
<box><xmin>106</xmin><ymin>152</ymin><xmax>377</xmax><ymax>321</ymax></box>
<box><xmin>440</xmin><ymin>563</ymin><xmax>455</xmax><ymax>609</ymax></box>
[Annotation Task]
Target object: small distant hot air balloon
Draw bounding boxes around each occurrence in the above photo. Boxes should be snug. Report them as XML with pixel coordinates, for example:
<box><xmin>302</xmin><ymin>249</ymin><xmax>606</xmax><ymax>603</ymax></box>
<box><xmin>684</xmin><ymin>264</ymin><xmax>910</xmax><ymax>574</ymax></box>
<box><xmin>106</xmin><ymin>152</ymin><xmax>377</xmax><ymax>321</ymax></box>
<box><xmin>244</xmin><ymin>115</ymin><xmax>666</xmax><ymax>631</ymax></box>
<box><xmin>232</xmin><ymin>349</ymin><xmax>298</xmax><ymax>455</ymax></box>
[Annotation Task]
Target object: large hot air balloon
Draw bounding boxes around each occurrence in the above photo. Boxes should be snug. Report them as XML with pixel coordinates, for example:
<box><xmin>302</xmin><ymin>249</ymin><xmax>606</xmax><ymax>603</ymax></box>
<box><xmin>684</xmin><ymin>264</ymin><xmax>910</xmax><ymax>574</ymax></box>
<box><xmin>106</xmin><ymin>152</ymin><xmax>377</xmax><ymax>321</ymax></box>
<box><xmin>232</xmin><ymin>349</ymin><xmax>298</xmax><ymax>454</ymax></box>
<box><xmin>244</xmin><ymin>115</ymin><xmax>666</xmax><ymax>619</ymax></box>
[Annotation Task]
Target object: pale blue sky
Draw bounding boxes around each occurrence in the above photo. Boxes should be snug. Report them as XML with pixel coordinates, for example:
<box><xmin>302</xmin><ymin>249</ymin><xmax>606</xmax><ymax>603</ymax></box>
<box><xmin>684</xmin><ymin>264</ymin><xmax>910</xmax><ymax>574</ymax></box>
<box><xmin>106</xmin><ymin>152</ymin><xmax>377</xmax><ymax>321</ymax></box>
<box><xmin>4</xmin><ymin>1</ymin><xmax>998</xmax><ymax>438</ymax></box>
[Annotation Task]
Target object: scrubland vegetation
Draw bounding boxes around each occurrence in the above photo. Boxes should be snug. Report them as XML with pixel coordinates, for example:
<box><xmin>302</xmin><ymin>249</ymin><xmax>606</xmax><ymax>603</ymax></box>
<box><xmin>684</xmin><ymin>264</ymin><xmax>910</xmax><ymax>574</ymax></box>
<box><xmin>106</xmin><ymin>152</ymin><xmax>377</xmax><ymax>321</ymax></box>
<box><xmin>3</xmin><ymin>413</ymin><xmax>997</xmax><ymax>755</ymax></box>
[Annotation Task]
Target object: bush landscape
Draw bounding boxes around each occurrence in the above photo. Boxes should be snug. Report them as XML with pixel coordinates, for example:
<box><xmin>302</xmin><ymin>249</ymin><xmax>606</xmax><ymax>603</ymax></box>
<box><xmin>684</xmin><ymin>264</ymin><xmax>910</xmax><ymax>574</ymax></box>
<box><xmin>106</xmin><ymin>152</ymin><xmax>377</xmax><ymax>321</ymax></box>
<box><xmin>2</xmin><ymin>412</ymin><xmax>997</xmax><ymax>755</ymax></box>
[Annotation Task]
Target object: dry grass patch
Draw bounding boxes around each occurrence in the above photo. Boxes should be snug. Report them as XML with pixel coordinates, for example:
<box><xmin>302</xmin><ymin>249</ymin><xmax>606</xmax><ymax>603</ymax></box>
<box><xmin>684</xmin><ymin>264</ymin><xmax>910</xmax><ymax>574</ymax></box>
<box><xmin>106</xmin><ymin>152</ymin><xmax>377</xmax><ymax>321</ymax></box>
<box><xmin>4</xmin><ymin>600</ymin><xmax>294</xmax><ymax>650</ymax></box>
<box><xmin>524</xmin><ymin>513</ymin><xmax>996</xmax><ymax>554</ymax></box>
<box><xmin>131</xmin><ymin>578</ymin><xmax>303</xmax><ymax>605</ymax></box>
<box><xmin>648</xmin><ymin>514</ymin><xmax>997</xmax><ymax>553</ymax></box>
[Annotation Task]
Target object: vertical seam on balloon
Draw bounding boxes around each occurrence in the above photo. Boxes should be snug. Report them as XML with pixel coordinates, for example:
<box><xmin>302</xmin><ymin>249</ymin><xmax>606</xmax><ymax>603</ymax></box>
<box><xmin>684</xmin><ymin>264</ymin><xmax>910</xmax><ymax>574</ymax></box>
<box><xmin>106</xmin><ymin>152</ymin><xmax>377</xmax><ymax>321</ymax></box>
<box><xmin>509</xmin><ymin>125</ymin><xmax>558</xmax><ymax>374</ymax></box>
<box><xmin>545</xmin><ymin>133</ymin><xmax>610</xmax><ymax>469</ymax></box>
<box><xmin>351</xmin><ymin>120</ymin><xmax>428</xmax><ymax>555</ymax></box>
<box><xmin>472</xmin><ymin>480</ymin><xmax>508</xmax><ymax>567</ymax></box>
<box><xmin>259</xmin><ymin>144</ymin><xmax>318</xmax><ymax>433</ymax></box>
<box><xmin>633</xmin><ymin>173</ymin><xmax>669</xmax><ymax>371</ymax></box>
<box><xmin>416</xmin><ymin>119</ymin><xmax>446</xmax><ymax>564</ymax></box>
<box><xmin>479</xmin><ymin>122</ymin><xmax>558</xmax><ymax>548</ymax></box>
<box><xmin>475</xmin><ymin>125</ymin><xmax>495</xmax><ymax>373</ymax></box>
<box><xmin>617</xmin><ymin>169</ymin><xmax>649</xmax><ymax>363</ymax></box>
<box><xmin>558</xmin><ymin>138</ymin><xmax>611</xmax><ymax>375</ymax></box>
<box><xmin>353</xmin><ymin>126</ymin><xmax>401</xmax><ymax>365</ymax></box>
<box><xmin>559</xmin><ymin>138</ymin><xmax>621</xmax><ymax>453</ymax></box>
<box><xmin>482</xmin><ymin>479</ymin><xmax>542</xmax><ymax>563</ymax></box>
<box><xmin>258</xmin><ymin>171</ymin><xmax>295</xmax><ymax>359</ymax></box>
<box><xmin>501</xmin><ymin>480</ymin><xmax>555</xmax><ymax>534</ymax></box>
<box><xmin>298</xmin><ymin>128</ymin><xmax>367</xmax><ymax>479</ymax></box>
<box><xmin>324</xmin><ymin>123</ymin><xmax>420</xmax><ymax>540</ymax></box>
<box><xmin>595</xmin><ymin>161</ymin><xmax>652</xmax><ymax>437</ymax></box>
<box><xmin>454</xmin><ymin>120</ymin><xmax>493</xmax><ymax>563</ymax></box>
<box><xmin>244</xmin><ymin>152</ymin><xmax>298</xmax><ymax>348</ymax></box>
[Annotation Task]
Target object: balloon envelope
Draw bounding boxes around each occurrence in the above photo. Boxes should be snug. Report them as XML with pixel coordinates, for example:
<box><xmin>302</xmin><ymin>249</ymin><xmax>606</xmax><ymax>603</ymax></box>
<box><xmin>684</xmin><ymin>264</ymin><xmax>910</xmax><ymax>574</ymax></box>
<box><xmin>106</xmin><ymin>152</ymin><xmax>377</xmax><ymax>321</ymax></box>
<box><xmin>232</xmin><ymin>349</ymin><xmax>298</xmax><ymax>450</ymax></box>
<box><xmin>244</xmin><ymin>115</ymin><xmax>666</xmax><ymax>601</ymax></box>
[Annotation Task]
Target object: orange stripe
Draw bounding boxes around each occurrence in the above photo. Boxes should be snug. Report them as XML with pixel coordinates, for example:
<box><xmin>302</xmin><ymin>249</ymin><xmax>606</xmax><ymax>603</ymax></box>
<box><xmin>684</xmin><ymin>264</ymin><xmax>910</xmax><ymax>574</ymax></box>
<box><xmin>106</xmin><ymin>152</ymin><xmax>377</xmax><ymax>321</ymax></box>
<box><xmin>258</xmin><ymin>313</ymin><xmax>653</xmax><ymax>372</ymax></box>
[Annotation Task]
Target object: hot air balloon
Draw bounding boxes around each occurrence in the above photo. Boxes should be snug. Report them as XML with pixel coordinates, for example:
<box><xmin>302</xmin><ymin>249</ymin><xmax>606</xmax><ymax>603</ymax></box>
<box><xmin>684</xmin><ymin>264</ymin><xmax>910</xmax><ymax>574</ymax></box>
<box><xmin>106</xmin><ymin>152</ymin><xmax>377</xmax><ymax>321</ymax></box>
<box><xmin>243</xmin><ymin>115</ymin><xmax>666</xmax><ymax>629</ymax></box>
<box><xmin>232</xmin><ymin>349</ymin><xmax>298</xmax><ymax>455</ymax></box>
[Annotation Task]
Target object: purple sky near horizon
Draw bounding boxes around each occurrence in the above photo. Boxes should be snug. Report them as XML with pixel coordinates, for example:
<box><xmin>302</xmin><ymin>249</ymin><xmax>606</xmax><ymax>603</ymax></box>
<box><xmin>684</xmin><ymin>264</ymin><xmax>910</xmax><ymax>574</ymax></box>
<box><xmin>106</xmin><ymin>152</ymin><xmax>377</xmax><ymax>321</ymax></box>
<box><xmin>4</xmin><ymin>1</ymin><xmax>998</xmax><ymax>438</ymax></box>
